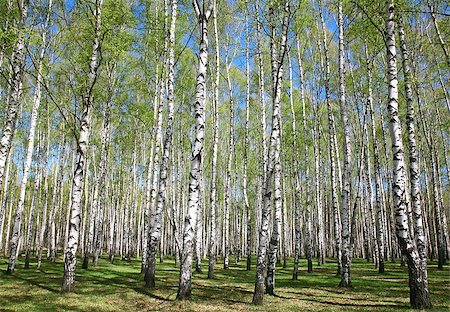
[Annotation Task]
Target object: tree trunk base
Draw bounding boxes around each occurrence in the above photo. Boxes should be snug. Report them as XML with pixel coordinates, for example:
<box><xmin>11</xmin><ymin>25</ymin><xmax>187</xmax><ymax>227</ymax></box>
<box><xmin>144</xmin><ymin>267</ymin><xmax>156</xmax><ymax>288</ymax></box>
<box><xmin>378</xmin><ymin>261</ymin><xmax>385</xmax><ymax>273</ymax></box>
<box><xmin>252</xmin><ymin>282</ymin><xmax>264</xmax><ymax>305</ymax></box>
<box><xmin>176</xmin><ymin>284</ymin><xmax>191</xmax><ymax>300</ymax></box>
<box><xmin>61</xmin><ymin>271</ymin><xmax>75</xmax><ymax>293</ymax></box>
<box><xmin>208</xmin><ymin>257</ymin><xmax>215</xmax><ymax>278</ymax></box>
<box><xmin>307</xmin><ymin>258</ymin><xmax>313</xmax><ymax>273</ymax></box>
<box><xmin>25</xmin><ymin>251</ymin><xmax>31</xmax><ymax>269</ymax></box>
<box><xmin>82</xmin><ymin>255</ymin><xmax>89</xmax><ymax>269</ymax></box>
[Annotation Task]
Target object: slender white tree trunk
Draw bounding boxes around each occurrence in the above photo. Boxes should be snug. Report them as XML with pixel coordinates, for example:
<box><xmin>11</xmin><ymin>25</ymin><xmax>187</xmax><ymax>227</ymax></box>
<box><xmin>208</xmin><ymin>0</ymin><xmax>220</xmax><ymax>279</ymax></box>
<box><xmin>338</xmin><ymin>0</ymin><xmax>352</xmax><ymax>287</ymax></box>
<box><xmin>6</xmin><ymin>1</ymin><xmax>51</xmax><ymax>269</ymax></box>
<box><xmin>223</xmin><ymin>48</ymin><xmax>235</xmax><ymax>270</ymax></box>
<box><xmin>49</xmin><ymin>136</ymin><xmax>65</xmax><ymax>262</ymax></box>
<box><xmin>318</xmin><ymin>0</ymin><xmax>335</xmax><ymax>267</ymax></box>
<box><xmin>37</xmin><ymin>107</ymin><xmax>51</xmax><ymax>269</ymax></box>
<box><xmin>24</xmin><ymin>138</ymin><xmax>42</xmax><ymax>269</ymax></box>
<box><xmin>93</xmin><ymin>87</ymin><xmax>112</xmax><ymax>266</ymax></box>
<box><xmin>253</xmin><ymin>1</ymin><xmax>289</xmax><ymax>304</ymax></box>
<box><xmin>385</xmin><ymin>1</ymin><xmax>431</xmax><ymax>308</ymax></box>
<box><xmin>296</xmin><ymin>38</ymin><xmax>313</xmax><ymax>274</ymax></box>
<box><xmin>427</xmin><ymin>0</ymin><xmax>449</xmax><ymax>66</ymax></box>
<box><xmin>62</xmin><ymin>0</ymin><xmax>103</xmax><ymax>292</ymax></box>
<box><xmin>0</xmin><ymin>142</ymin><xmax>12</xmax><ymax>252</ymax></box>
<box><xmin>145</xmin><ymin>0</ymin><xmax>168</xmax><ymax>274</ymax></box>
<box><xmin>256</xmin><ymin>0</ymin><xmax>267</xmax><ymax>258</ymax></box>
<box><xmin>364</xmin><ymin>44</ymin><xmax>386</xmax><ymax>273</ymax></box>
<box><xmin>289</xmin><ymin>50</ymin><xmax>300</xmax><ymax>279</ymax></box>
<box><xmin>244</xmin><ymin>5</ymin><xmax>251</xmax><ymax>271</ymax></box>
<box><xmin>398</xmin><ymin>15</ymin><xmax>431</xmax><ymax>307</ymax></box>
<box><xmin>177</xmin><ymin>1</ymin><xmax>212</xmax><ymax>300</ymax></box>
<box><xmin>145</xmin><ymin>0</ymin><xmax>177</xmax><ymax>287</ymax></box>
<box><xmin>0</xmin><ymin>0</ymin><xmax>29</xmax><ymax>198</ymax></box>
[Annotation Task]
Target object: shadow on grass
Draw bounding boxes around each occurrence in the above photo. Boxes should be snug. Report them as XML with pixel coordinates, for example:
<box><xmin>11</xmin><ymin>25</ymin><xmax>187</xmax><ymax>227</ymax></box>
<box><xmin>0</xmin><ymin>256</ymin><xmax>448</xmax><ymax>311</ymax></box>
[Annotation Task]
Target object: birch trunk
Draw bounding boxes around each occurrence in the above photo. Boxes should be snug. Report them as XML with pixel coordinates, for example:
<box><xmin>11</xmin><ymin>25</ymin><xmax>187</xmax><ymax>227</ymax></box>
<box><xmin>290</xmin><ymin>47</ymin><xmax>301</xmax><ymax>279</ymax></box>
<box><xmin>244</xmin><ymin>6</ymin><xmax>251</xmax><ymax>272</ymax></box>
<box><xmin>93</xmin><ymin>89</ymin><xmax>112</xmax><ymax>266</ymax></box>
<box><xmin>6</xmin><ymin>0</ymin><xmax>51</xmax><ymax>271</ymax></box>
<box><xmin>0</xmin><ymin>0</ymin><xmax>29</xmax><ymax>195</ymax></box>
<box><xmin>398</xmin><ymin>15</ymin><xmax>431</xmax><ymax>307</ymax></box>
<box><xmin>177</xmin><ymin>1</ymin><xmax>212</xmax><ymax>300</ymax></box>
<box><xmin>37</xmin><ymin>105</ymin><xmax>51</xmax><ymax>269</ymax></box>
<box><xmin>83</xmin><ymin>149</ymin><xmax>98</xmax><ymax>268</ymax></box>
<box><xmin>24</xmin><ymin>140</ymin><xmax>42</xmax><ymax>269</ymax></box>
<box><xmin>318</xmin><ymin>0</ymin><xmax>335</xmax><ymax>267</ymax></box>
<box><xmin>296</xmin><ymin>39</ymin><xmax>313</xmax><ymax>274</ymax></box>
<box><xmin>62</xmin><ymin>0</ymin><xmax>103</xmax><ymax>292</ymax></box>
<box><xmin>49</xmin><ymin>136</ymin><xmax>65</xmax><ymax>262</ymax></box>
<box><xmin>145</xmin><ymin>0</ymin><xmax>177</xmax><ymax>287</ymax></box>
<box><xmin>144</xmin><ymin>0</ymin><xmax>168</xmax><ymax>274</ymax></box>
<box><xmin>416</xmin><ymin>87</ymin><xmax>445</xmax><ymax>271</ymax></box>
<box><xmin>365</xmin><ymin>45</ymin><xmax>386</xmax><ymax>273</ymax></box>
<box><xmin>338</xmin><ymin>0</ymin><xmax>352</xmax><ymax>287</ymax></box>
<box><xmin>385</xmin><ymin>1</ymin><xmax>431</xmax><ymax>308</ymax></box>
<box><xmin>313</xmin><ymin>111</ymin><xmax>322</xmax><ymax>268</ymax></box>
<box><xmin>427</xmin><ymin>0</ymin><xmax>450</xmax><ymax>66</ymax></box>
<box><xmin>207</xmin><ymin>0</ymin><xmax>219</xmax><ymax>279</ymax></box>
<box><xmin>0</xmin><ymin>143</ymin><xmax>12</xmax><ymax>252</ymax></box>
<box><xmin>223</xmin><ymin>47</ymin><xmax>235</xmax><ymax>270</ymax></box>
<box><xmin>141</xmin><ymin>0</ymin><xmax>163</xmax><ymax>271</ymax></box>
<box><xmin>253</xmin><ymin>1</ymin><xmax>289</xmax><ymax>304</ymax></box>
<box><xmin>256</xmin><ymin>0</ymin><xmax>267</xmax><ymax>258</ymax></box>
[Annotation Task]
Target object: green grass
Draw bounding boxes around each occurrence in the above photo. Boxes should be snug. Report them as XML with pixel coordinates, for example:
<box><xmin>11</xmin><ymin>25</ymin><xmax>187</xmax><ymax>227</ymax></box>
<box><xmin>0</xmin><ymin>255</ymin><xmax>448</xmax><ymax>311</ymax></box>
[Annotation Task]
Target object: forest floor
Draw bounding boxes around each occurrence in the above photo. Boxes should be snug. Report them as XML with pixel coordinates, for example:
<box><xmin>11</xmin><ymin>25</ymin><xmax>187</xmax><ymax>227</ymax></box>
<box><xmin>0</xmin><ymin>255</ymin><xmax>449</xmax><ymax>311</ymax></box>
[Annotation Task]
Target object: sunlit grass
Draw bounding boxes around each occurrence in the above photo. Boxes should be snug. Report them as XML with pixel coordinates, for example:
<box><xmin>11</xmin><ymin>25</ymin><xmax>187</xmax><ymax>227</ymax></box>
<box><xmin>0</xmin><ymin>255</ymin><xmax>448</xmax><ymax>311</ymax></box>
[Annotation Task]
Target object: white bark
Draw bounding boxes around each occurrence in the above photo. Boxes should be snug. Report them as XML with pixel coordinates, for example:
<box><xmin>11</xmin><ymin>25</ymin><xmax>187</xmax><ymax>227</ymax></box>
<box><xmin>7</xmin><ymin>0</ymin><xmax>51</xmax><ymax>268</ymax></box>
<box><xmin>290</xmin><ymin>48</ymin><xmax>301</xmax><ymax>279</ymax></box>
<box><xmin>364</xmin><ymin>44</ymin><xmax>386</xmax><ymax>273</ymax></box>
<box><xmin>223</xmin><ymin>48</ymin><xmax>235</xmax><ymax>270</ymax></box>
<box><xmin>208</xmin><ymin>0</ymin><xmax>219</xmax><ymax>279</ymax></box>
<box><xmin>0</xmin><ymin>0</ymin><xmax>29</xmax><ymax>197</ymax></box>
<box><xmin>253</xmin><ymin>1</ymin><xmax>289</xmax><ymax>304</ymax></box>
<box><xmin>244</xmin><ymin>6</ymin><xmax>251</xmax><ymax>271</ymax></box>
<box><xmin>398</xmin><ymin>16</ymin><xmax>431</xmax><ymax>306</ymax></box>
<box><xmin>385</xmin><ymin>2</ymin><xmax>431</xmax><ymax>308</ymax></box>
<box><xmin>24</xmin><ymin>138</ymin><xmax>42</xmax><ymax>269</ymax></box>
<box><xmin>37</xmin><ymin>106</ymin><xmax>51</xmax><ymax>269</ymax></box>
<box><xmin>145</xmin><ymin>4</ymin><xmax>167</xmax><ymax>270</ymax></box>
<box><xmin>177</xmin><ymin>1</ymin><xmax>212</xmax><ymax>300</ymax></box>
<box><xmin>256</xmin><ymin>0</ymin><xmax>267</xmax><ymax>256</ymax></box>
<box><xmin>318</xmin><ymin>0</ymin><xmax>334</xmax><ymax>267</ymax></box>
<box><xmin>93</xmin><ymin>94</ymin><xmax>112</xmax><ymax>266</ymax></box>
<box><xmin>338</xmin><ymin>0</ymin><xmax>351</xmax><ymax>287</ymax></box>
<box><xmin>62</xmin><ymin>0</ymin><xmax>103</xmax><ymax>292</ymax></box>
<box><xmin>145</xmin><ymin>0</ymin><xmax>177</xmax><ymax>287</ymax></box>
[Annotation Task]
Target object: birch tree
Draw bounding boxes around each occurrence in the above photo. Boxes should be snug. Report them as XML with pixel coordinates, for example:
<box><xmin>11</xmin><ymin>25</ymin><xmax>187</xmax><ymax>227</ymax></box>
<box><xmin>6</xmin><ymin>0</ymin><xmax>52</xmax><ymax>272</ymax></box>
<box><xmin>145</xmin><ymin>0</ymin><xmax>178</xmax><ymax>288</ymax></box>
<box><xmin>338</xmin><ymin>0</ymin><xmax>352</xmax><ymax>288</ymax></box>
<box><xmin>384</xmin><ymin>0</ymin><xmax>431</xmax><ymax>307</ymax></box>
<box><xmin>62</xmin><ymin>0</ymin><xmax>104</xmax><ymax>292</ymax></box>
<box><xmin>0</xmin><ymin>0</ymin><xmax>29</xmax><ymax>196</ymax></box>
<box><xmin>207</xmin><ymin>0</ymin><xmax>219</xmax><ymax>279</ymax></box>
<box><xmin>398</xmin><ymin>14</ymin><xmax>432</xmax><ymax>308</ymax></box>
<box><xmin>177</xmin><ymin>0</ymin><xmax>212</xmax><ymax>300</ymax></box>
<box><xmin>253</xmin><ymin>0</ymin><xmax>289</xmax><ymax>304</ymax></box>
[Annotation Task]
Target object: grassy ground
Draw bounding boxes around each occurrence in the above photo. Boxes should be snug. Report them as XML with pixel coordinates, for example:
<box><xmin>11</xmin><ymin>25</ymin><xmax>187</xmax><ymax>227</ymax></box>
<box><xmin>0</xmin><ymin>255</ymin><xmax>448</xmax><ymax>311</ymax></box>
